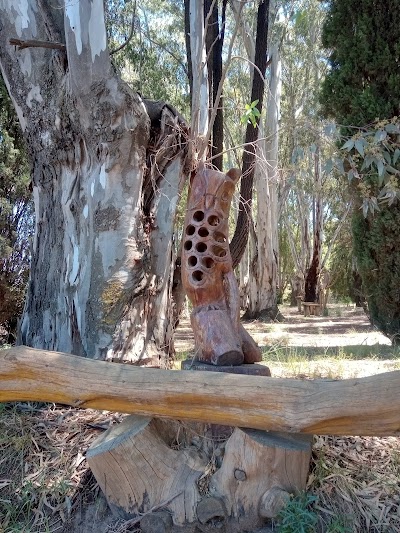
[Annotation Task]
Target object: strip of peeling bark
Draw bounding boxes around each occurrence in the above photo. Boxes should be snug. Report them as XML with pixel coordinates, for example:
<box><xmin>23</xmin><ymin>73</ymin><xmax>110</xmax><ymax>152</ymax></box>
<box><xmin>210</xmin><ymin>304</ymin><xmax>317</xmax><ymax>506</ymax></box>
<box><xmin>1</xmin><ymin>346</ymin><xmax>400</xmax><ymax>436</ymax></box>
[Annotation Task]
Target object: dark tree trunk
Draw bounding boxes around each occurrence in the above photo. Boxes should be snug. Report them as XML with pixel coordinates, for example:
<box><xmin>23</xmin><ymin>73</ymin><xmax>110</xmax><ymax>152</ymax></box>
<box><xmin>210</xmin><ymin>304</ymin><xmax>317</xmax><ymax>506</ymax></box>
<box><xmin>304</xmin><ymin>253</ymin><xmax>319</xmax><ymax>302</ymax></box>
<box><xmin>304</xmin><ymin>147</ymin><xmax>323</xmax><ymax>303</ymax></box>
<box><xmin>230</xmin><ymin>0</ymin><xmax>270</xmax><ymax>268</ymax></box>
<box><xmin>204</xmin><ymin>0</ymin><xmax>226</xmax><ymax>171</ymax></box>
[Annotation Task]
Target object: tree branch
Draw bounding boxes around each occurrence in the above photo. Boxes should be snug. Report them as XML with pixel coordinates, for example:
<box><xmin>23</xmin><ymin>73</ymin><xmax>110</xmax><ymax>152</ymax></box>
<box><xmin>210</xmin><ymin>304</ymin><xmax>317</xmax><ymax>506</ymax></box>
<box><xmin>110</xmin><ymin>1</ymin><xmax>137</xmax><ymax>55</ymax></box>
<box><xmin>9</xmin><ymin>38</ymin><xmax>66</xmax><ymax>51</ymax></box>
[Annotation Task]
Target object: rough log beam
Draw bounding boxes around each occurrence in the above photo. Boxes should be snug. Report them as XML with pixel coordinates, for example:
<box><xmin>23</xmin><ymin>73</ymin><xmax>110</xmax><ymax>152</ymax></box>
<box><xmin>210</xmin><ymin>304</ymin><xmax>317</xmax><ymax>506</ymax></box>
<box><xmin>1</xmin><ymin>346</ymin><xmax>400</xmax><ymax>436</ymax></box>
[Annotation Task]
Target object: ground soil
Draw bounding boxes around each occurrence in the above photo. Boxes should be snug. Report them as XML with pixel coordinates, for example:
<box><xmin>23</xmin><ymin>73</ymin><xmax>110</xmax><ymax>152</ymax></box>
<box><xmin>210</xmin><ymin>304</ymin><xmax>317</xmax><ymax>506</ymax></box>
<box><xmin>175</xmin><ymin>304</ymin><xmax>391</xmax><ymax>354</ymax></box>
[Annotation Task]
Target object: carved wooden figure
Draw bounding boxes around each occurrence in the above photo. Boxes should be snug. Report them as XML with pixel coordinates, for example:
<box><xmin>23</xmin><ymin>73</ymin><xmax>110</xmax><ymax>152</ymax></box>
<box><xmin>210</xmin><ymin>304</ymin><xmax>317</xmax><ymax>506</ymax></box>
<box><xmin>181</xmin><ymin>165</ymin><xmax>262</xmax><ymax>365</ymax></box>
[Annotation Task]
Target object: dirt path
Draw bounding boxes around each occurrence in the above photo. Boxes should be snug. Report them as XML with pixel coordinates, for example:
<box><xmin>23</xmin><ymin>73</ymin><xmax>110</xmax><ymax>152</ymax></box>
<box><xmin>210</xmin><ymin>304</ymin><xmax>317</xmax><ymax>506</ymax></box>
<box><xmin>175</xmin><ymin>304</ymin><xmax>398</xmax><ymax>380</ymax></box>
<box><xmin>175</xmin><ymin>304</ymin><xmax>391</xmax><ymax>353</ymax></box>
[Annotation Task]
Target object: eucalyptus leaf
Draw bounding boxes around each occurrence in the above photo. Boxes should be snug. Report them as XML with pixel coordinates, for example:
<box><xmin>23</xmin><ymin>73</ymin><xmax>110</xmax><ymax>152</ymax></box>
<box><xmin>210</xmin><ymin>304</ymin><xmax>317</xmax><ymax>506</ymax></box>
<box><xmin>383</xmin><ymin>151</ymin><xmax>392</xmax><ymax>164</ymax></box>
<box><xmin>355</xmin><ymin>139</ymin><xmax>365</xmax><ymax>156</ymax></box>
<box><xmin>376</xmin><ymin>159</ymin><xmax>384</xmax><ymax>177</ymax></box>
<box><xmin>335</xmin><ymin>158</ymin><xmax>345</xmax><ymax>174</ymax></box>
<box><xmin>384</xmin><ymin>123</ymin><xmax>399</xmax><ymax>134</ymax></box>
<box><xmin>374</xmin><ymin>130</ymin><xmax>387</xmax><ymax>143</ymax></box>
<box><xmin>386</xmin><ymin>165</ymin><xmax>398</xmax><ymax>174</ymax></box>
<box><xmin>341</xmin><ymin>139</ymin><xmax>354</xmax><ymax>151</ymax></box>
<box><xmin>362</xmin><ymin>199</ymin><xmax>369</xmax><ymax>218</ymax></box>
<box><xmin>323</xmin><ymin>158</ymin><xmax>334</xmax><ymax>174</ymax></box>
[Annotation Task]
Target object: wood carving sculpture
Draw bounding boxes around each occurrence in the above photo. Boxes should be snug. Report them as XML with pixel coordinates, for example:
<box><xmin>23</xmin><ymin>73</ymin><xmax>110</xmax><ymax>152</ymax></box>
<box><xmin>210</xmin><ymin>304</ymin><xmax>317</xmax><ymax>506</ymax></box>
<box><xmin>181</xmin><ymin>164</ymin><xmax>262</xmax><ymax>365</ymax></box>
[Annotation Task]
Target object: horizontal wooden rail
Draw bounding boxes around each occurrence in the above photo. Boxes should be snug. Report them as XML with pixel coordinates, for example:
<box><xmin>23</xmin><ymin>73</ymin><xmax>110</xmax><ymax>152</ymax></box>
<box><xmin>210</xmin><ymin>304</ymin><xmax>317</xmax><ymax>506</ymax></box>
<box><xmin>1</xmin><ymin>346</ymin><xmax>400</xmax><ymax>436</ymax></box>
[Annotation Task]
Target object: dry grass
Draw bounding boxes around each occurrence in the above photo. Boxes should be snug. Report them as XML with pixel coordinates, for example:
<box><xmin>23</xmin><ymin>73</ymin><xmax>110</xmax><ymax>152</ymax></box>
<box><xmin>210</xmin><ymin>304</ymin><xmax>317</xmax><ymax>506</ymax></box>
<box><xmin>1</xmin><ymin>404</ymin><xmax>399</xmax><ymax>532</ymax></box>
<box><xmin>310</xmin><ymin>435</ymin><xmax>400</xmax><ymax>532</ymax></box>
<box><xmin>0</xmin><ymin>402</ymin><xmax>123</xmax><ymax>533</ymax></box>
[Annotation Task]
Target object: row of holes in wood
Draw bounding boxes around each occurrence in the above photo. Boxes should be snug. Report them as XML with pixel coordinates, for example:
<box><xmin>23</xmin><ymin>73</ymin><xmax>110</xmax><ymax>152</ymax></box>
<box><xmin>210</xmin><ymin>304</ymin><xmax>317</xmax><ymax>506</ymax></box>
<box><xmin>184</xmin><ymin>209</ymin><xmax>228</xmax><ymax>284</ymax></box>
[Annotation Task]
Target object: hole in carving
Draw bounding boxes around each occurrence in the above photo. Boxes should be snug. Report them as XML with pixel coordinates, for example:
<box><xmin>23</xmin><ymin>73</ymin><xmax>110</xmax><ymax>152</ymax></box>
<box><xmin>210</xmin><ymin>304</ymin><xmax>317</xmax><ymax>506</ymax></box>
<box><xmin>188</xmin><ymin>256</ymin><xmax>197</xmax><ymax>267</ymax></box>
<box><xmin>214</xmin><ymin>231</ymin><xmax>226</xmax><ymax>243</ymax></box>
<box><xmin>184</xmin><ymin>240</ymin><xmax>193</xmax><ymax>251</ymax></box>
<box><xmin>186</xmin><ymin>225</ymin><xmax>195</xmax><ymax>236</ymax></box>
<box><xmin>192</xmin><ymin>270</ymin><xmax>204</xmax><ymax>282</ymax></box>
<box><xmin>196</xmin><ymin>242</ymin><xmax>207</xmax><ymax>253</ymax></box>
<box><xmin>198</xmin><ymin>227</ymin><xmax>209</xmax><ymax>238</ymax></box>
<box><xmin>202</xmin><ymin>257</ymin><xmax>215</xmax><ymax>269</ymax></box>
<box><xmin>212</xmin><ymin>245</ymin><xmax>227</xmax><ymax>258</ymax></box>
<box><xmin>193</xmin><ymin>210</ymin><xmax>205</xmax><ymax>222</ymax></box>
<box><xmin>207</xmin><ymin>214</ymin><xmax>220</xmax><ymax>226</ymax></box>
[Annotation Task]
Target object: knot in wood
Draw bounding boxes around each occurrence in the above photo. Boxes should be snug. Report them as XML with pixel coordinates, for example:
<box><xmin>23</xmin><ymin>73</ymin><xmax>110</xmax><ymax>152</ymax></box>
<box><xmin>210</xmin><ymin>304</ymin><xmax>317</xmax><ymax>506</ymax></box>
<box><xmin>234</xmin><ymin>468</ymin><xmax>246</xmax><ymax>481</ymax></box>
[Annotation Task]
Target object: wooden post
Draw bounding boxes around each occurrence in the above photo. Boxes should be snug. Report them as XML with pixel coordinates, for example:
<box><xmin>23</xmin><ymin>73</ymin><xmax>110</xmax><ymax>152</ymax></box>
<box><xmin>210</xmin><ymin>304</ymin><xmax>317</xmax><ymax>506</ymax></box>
<box><xmin>181</xmin><ymin>164</ymin><xmax>262</xmax><ymax>365</ymax></box>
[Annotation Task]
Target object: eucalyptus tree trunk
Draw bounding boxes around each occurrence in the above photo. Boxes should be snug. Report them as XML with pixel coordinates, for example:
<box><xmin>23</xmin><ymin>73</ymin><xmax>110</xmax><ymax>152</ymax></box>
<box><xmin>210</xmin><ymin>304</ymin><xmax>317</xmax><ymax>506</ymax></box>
<box><xmin>189</xmin><ymin>0</ymin><xmax>209</xmax><ymax>156</ymax></box>
<box><xmin>204</xmin><ymin>0</ymin><xmax>226</xmax><ymax>170</ymax></box>
<box><xmin>230</xmin><ymin>0</ymin><xmax>270</xmax><ymax>268</ymax></box>
<box><xmin>245</xmin><ymin>43</ymin><xmax>282</xmax><ymax>320</ymax></box>
<box><xmin>304</xmin><ymin>147</ymin><xmax>323</xmax><ymax>302</ymax></box>
<box><xmin>0</xmin><ymin>0</ymin><xmax>188</xmax><ymax>365</ymax></box>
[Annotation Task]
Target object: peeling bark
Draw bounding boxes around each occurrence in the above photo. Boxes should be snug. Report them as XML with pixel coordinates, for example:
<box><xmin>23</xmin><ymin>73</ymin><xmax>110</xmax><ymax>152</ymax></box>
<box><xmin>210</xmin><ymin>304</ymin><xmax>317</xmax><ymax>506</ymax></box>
<box><xmin>245</xmin><ymin>33</ymin><xmax>281</xmax><ymax>320</ymax></box>
<box><xmin>0</xmin><ymin>1</ymin><xmax>188</xmax><ymax>364</ymax></box>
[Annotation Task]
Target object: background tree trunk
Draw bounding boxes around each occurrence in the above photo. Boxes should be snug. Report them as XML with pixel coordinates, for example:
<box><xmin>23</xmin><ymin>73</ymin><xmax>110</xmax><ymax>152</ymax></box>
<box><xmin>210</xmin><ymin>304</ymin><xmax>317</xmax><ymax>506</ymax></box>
<box><xmin>245</xmin><ymin>40</ymin><xmax>281</xmax><ymax>320</ymax></box>
<box><xmin>230</xmin><ymin>0</ymin><xmax>270</xmax><ymax>268</ymax></box>
<box><xmin>304</xmin><ymin>146</ymin><xmax>323</xmax><ymax>303</ymax></box>
<box><xmin>189</xmin><ymin>0</ymin><xmax>209</xmax><ymax>156</ymax></box>
<box><xmin>0</xmin><ymin>0</ymin><xmax>188</xmax><ymax>365</ymax></box>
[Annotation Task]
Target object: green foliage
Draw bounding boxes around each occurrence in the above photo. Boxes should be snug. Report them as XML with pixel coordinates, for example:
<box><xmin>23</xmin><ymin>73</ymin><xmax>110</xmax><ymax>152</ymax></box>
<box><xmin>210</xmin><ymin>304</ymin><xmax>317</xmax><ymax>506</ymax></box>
<box><xmin>240</xmin><ymin>99</ymin><xmax>261</xmax><ymax>128</ymax></box>
<box><xmin>352</xmin><ymin>207</ymin><xmax>400</xmax><ymax>343</ymax></box>
<box><xmin>105</xmin><ymin>0</ymin><xmax>189</xmax><ymax>115</ymax></box>
<box><xmin>326</xmin><ymin>515</ymin><xmax>353</xmax><ymax>533</ymax></box>
<box><xmin>0</xmin><ymin>76</ymin><xmax>33</xmax><ymax>333</ymax></box>
<box><xmin>339</xmin><ymin>118</ymin><xmax>400</xmax><ymax>217</ymax></box>
<box><xmin>276</xmin><ymin>492</ymin><xmax>318</xmax><ymax>533</ymax></box>
<box><xmin>320</xmin><ymin>0</ymin><xmax>400</xmax><ymax>129</ymax></box>
<box><xmin>320</xmin><ymin>0</ymin><xmax>400</xmax><ymax>342</ymax></box>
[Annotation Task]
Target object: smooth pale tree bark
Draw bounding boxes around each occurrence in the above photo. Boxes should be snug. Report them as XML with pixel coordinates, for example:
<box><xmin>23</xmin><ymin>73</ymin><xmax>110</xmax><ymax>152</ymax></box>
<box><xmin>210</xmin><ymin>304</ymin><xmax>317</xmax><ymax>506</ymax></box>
<box><xmin>189</xmin><ymin>0</ymin><xmax>209</xmax><ymax>157</ymax></box>
<box><xmin>284</xmin><ymin>185</ymin><xmax>312</xmax><ymax>299</ymax></box>
<box><xmin>245</xmin><ymin>41</ymin><xmax>281</xmax><ymax>320</ymax></box>
<box><xmin>0</xmin><ymin>1</ymin><xmax>188</xmax><ymax>365</ymax></box>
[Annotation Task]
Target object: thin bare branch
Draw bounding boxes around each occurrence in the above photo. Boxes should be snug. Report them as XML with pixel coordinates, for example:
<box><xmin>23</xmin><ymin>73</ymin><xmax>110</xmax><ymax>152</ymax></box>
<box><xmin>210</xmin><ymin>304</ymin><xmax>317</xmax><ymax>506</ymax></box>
<box><xmin>110</xmin><ymin>1</ymin><xmax>137</xmax><ymax>55</ymax></box>
<box><xmin>9</xmin><ymin>38</ymin><xmax>65</xmax><ymax>51</ymax></box>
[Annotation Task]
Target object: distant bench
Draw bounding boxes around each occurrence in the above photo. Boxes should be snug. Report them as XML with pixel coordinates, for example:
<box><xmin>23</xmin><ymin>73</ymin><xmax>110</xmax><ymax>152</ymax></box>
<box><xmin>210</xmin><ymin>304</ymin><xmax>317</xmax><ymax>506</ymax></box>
<box><xmin>302</xmin><ymin>302</ymin><xmax>321</xmax><ymax>317</ymax></box>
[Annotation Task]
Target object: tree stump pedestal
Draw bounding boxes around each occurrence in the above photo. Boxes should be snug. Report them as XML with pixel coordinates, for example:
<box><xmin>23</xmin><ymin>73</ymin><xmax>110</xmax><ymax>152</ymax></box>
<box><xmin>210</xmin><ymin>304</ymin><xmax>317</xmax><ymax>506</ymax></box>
<box><xmin>87</xmin><ymin>362</ymin><xmax>313</xmax><ymax>532</ymax></box>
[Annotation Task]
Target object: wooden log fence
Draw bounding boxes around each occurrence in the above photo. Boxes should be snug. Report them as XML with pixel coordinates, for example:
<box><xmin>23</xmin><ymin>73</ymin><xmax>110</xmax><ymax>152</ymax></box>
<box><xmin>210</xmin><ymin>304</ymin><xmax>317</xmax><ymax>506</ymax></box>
<box><xmin>1</xmin><ymin>346</ymin><xmax>400</xmax><ymax>436</ymax></box>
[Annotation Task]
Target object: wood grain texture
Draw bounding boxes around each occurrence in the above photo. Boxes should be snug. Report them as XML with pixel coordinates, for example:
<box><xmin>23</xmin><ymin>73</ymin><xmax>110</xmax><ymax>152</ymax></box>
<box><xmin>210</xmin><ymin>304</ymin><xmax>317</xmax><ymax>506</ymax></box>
<box><xmin>87</xmin><ymin>415</ymin><xmax>206</xmax><ymax>524</ymax></box>
<box><xmin>181</xmin><ymin>165</ymin><xmax>262</xmax><ymax>365</ymax></box>
<box><xmin>210</xmin><ymin>429</ymin><xmax>312</xmax><ymax>527</ymax></box>
<box><xmin>1</xmin><ymin>346</ymin><xmax>400</xmax><ymax>436</ymax></box>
